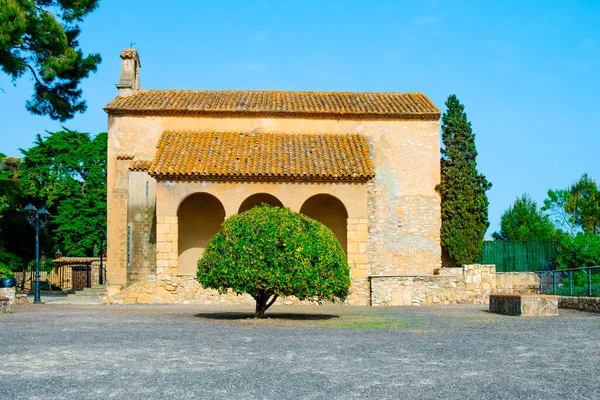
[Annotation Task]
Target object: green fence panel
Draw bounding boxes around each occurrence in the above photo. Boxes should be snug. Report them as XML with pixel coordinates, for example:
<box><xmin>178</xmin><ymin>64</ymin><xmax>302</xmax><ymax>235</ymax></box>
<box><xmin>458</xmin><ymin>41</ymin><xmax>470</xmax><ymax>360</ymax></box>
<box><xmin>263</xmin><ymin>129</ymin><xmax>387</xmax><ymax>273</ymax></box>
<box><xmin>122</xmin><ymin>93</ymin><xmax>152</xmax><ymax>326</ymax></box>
<box><xmin>475</xmin><ymin>241</ymin><xmax>560</xmax><ymax>272</ymax></box>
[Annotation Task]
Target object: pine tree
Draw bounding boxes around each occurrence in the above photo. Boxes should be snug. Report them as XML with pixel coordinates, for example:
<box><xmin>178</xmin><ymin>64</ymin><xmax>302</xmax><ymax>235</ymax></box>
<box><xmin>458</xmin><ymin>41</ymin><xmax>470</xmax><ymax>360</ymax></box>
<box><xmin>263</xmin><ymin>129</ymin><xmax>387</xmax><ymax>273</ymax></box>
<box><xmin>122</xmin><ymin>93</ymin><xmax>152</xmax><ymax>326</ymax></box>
<box><xmin>492</xmin><ymin>194</ymin><xmax>560</xmax><ymax>241</ymax></box>
<box><xmin>0</xmin><ymin>0</ymin><xmax>101</xmax><ymax>121</ymax></box>
<box><xmin>436</xmin><ymin>95</ymin><xmax>491</xmax><ymax>265</ymax></box>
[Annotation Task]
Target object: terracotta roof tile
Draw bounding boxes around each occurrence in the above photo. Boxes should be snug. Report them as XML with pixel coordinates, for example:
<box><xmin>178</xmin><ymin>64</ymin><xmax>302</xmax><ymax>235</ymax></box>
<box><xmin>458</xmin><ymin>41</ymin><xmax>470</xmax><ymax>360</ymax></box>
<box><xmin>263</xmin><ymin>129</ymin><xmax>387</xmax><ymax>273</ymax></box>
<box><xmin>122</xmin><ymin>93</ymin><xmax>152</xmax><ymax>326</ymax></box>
<box><xmin>53</xmin><ymin>257</ymin><xmax>104</xmax><ymax>265</ymax></box>
<box><xmin>105</xmin><ymin>90</ymin><xmax>439</xmax><ymax>119</ymax></box>
<box><xmin>116</xmin><ymin>153</ymin><xmax>134</xmax><ymax>160</ymax></box>
<box><xmin>130</xmin><ymin>160</ymin><xmax>152</xmax><ymax>171</ymax></box>
<box><xmin>149</xmin><ymin>131</ymin><xmax>374</xmax><ymax>182</ymax></box>
<box><xmin>120</xmin><ymin>49</ymin><xmax>139</xmax><ymax>59</ymax></box>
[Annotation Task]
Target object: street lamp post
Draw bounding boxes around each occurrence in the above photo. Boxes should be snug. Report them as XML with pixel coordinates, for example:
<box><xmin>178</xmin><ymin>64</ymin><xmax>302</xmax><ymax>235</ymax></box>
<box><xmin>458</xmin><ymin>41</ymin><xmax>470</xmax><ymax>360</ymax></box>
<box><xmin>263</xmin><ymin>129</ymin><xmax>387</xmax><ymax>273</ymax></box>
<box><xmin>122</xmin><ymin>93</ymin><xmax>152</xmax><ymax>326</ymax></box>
<box><xmin>23</xmin><ymin>203</ymin><xmax>51</xmax><ymax>304</ymax></box>
<box><xmin>98</xmin><ymin>231</ymin><xmax>105</xmax><ymax>285</ymax></box>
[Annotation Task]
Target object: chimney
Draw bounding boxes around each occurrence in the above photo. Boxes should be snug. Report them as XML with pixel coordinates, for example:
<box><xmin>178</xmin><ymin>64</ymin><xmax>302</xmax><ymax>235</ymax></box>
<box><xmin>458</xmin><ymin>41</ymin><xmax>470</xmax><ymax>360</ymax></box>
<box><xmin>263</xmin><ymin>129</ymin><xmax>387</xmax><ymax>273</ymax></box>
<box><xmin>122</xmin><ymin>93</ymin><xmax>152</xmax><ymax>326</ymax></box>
<box><xmin>116</xmin><ymin>49</ymin><xmax>141</xmax><ymax>96</ymax></box>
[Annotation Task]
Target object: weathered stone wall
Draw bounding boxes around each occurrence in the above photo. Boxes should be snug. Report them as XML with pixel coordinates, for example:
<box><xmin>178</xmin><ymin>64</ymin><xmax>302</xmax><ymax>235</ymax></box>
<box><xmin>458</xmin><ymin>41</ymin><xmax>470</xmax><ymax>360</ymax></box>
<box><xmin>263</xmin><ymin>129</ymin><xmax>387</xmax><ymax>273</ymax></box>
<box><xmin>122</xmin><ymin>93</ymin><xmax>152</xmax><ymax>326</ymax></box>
<box><xmin>559</xmin><ymin>296</ymin><xmax>600</xmax><ymax>313</ymax></box>
<box><xmin>108</xmin><ymin>275</ymin><xmax>364</xmax><ymax>306</ymax></box>
<box><xmin>127</xmin><ymin>171</ymin><xmax>157</xmax><ymax>284</ymax></box>
<box><xmin>0</xmin><ymin>287</ymin><xmax>16</xmax><ymax>304</ymax></box>
<box><xmin>495</xmin><ymin>272</ymin><xmax>540</xmax><ymax>294</ymax></box>
<box><xmin>108</xmin><ymin>265</ymin><xmax>495</xmax><ymax>307</ymax></box>
<box><xmin>370</xmin><ymin>265</ymin><xmax>495</xmax><ymax>306</ymax></box>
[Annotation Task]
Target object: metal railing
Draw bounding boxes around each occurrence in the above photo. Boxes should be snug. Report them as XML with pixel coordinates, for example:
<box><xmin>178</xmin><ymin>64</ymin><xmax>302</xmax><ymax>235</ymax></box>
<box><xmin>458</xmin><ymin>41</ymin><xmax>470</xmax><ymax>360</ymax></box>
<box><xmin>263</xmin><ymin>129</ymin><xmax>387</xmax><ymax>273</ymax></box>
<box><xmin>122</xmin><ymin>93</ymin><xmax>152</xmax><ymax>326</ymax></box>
<box><xmin>537</xmin><ymin>266</ymin><xmax>600</xmax><ymax>297</ymax></box>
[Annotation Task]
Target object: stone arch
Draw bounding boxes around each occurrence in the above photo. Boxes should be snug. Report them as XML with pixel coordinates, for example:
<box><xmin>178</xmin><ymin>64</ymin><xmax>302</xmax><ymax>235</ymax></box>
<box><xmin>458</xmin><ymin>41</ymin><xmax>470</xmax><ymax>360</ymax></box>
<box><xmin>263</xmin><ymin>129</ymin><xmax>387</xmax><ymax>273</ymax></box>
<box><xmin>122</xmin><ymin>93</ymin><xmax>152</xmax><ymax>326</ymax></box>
<box><xmin>177</xmin><ymin>193</ymin><xmax>225</xmax><ymax>275</ymax></box>
<box><xmin>300</xmin><ymin>194</ymin><xmax>349</xmax><ymax>253</ymax></box>
<box><xmin>238</xmin><ymin>193</ymin><xmax>284</xmax><ymax>213</ymax></box>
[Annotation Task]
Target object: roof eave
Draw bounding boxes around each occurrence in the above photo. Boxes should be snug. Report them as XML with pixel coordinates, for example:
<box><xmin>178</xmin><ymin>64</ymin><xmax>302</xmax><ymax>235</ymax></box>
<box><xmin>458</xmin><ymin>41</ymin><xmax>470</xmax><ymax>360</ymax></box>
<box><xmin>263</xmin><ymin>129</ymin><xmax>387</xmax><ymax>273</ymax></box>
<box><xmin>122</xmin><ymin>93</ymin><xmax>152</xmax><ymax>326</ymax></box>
<box><xmin>103</xmin><ymin>108</ymin><xmax>441</xmax><ymax>120</ymax></box>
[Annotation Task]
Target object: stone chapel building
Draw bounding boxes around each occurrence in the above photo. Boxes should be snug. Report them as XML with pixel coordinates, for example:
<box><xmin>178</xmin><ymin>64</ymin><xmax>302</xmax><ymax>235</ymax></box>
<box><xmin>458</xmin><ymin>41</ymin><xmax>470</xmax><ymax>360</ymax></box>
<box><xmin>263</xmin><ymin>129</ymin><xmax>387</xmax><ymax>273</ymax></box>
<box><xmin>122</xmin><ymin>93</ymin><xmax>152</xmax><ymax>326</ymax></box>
<box><xmin>104</xmin><ymin>49</ymin><xmax>446</xmax><ymax>305</ymax></box>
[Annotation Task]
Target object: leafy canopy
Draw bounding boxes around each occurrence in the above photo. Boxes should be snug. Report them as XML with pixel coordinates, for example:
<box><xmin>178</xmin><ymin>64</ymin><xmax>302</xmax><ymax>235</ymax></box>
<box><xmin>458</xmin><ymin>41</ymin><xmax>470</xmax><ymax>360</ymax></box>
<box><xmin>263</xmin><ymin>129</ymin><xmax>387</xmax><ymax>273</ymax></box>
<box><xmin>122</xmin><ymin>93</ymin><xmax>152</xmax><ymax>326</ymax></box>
<box><xmin>543</xmin><ymin>173</ymin><xmax>600</xmax><ymax>236</ymax></box>
<box><xmin>17</xmin><ymin>129</ymin><xmax>107</xmax><ymax>257</ymax></box>
<box><xmin>0</xmin><ymin>0</ymin><xmax>101</xmax><ymax>120</ymax></box>
<box><xmin>436</xmin><ymin>94</ymin><xmax>491</xmax><ymax>265</ymax></box>
<box><xmin>197</xmin><ymin>205</ymin><xmax>350</xmax><ymax>318</ymax></box>
<box><xmin>493</xmin><ymin>193</ymin><xmax>561</xmax><ymax>241</ymax></box>
<box><xmin>556</xmin><ymin>233</ymin><xmax>600</xmax><ymax>270</ymax></box>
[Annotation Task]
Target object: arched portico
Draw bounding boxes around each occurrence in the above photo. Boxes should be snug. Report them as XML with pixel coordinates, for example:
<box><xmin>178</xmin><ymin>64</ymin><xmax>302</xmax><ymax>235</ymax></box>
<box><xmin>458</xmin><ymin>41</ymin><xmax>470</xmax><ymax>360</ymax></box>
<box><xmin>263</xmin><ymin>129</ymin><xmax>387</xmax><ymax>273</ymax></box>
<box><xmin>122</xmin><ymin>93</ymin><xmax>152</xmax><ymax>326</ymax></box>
<box><xmin>300</xmin><ymin>194</ymin><xmax>349</xmax><ymax>253</ymax></box>
<box><xmin>177</xmin><ymin>193</ymin><xmax>225</xmax><ymax>275</ymax></box>
<box><xmin>238</xmin><ymin>193</ymin><xmax>284</xmax><ymax>213</ymax></box>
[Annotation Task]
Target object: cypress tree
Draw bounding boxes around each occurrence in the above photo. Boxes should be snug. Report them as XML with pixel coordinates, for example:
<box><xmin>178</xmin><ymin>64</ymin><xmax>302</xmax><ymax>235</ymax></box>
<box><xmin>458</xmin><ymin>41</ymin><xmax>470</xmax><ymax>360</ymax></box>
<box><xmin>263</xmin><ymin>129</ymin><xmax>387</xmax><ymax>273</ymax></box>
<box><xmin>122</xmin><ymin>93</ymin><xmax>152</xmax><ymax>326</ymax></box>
<box><xmin>436</xmin><ymin>95</ymin><xmax>492</xmax><ymax>265</ymax></box>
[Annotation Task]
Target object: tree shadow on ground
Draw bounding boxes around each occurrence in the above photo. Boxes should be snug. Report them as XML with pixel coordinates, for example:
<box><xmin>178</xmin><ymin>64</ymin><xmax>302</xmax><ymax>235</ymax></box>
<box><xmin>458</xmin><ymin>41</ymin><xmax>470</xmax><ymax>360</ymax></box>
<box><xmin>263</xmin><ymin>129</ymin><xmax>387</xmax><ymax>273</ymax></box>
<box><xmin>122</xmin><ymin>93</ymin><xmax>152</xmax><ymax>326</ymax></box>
<box><xmin>195</xmin><ymin>312</ymin><xmax>339</xmax><ymax>321</ymax></box>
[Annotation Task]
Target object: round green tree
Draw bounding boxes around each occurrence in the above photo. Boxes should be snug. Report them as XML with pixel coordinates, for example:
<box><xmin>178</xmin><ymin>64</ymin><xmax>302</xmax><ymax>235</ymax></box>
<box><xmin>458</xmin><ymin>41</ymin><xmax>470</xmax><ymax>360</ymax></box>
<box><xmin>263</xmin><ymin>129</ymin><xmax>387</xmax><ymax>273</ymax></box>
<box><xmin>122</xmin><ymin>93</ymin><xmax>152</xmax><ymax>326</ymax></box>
<box><xmin>197</xmin><ymin>205</ymin><xmax>350</xmax><ymax>318</ymax></box>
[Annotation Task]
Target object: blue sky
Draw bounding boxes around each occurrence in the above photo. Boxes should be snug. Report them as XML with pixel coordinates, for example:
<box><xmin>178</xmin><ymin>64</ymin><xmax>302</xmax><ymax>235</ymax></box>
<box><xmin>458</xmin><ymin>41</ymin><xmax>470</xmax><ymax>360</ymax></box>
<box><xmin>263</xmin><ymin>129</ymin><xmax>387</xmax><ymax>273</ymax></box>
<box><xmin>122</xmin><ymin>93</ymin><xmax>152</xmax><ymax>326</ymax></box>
<box><xmin>0</xmin><ymin>0</ymin><xmax>598</xmax><ymax>235</ymax></box>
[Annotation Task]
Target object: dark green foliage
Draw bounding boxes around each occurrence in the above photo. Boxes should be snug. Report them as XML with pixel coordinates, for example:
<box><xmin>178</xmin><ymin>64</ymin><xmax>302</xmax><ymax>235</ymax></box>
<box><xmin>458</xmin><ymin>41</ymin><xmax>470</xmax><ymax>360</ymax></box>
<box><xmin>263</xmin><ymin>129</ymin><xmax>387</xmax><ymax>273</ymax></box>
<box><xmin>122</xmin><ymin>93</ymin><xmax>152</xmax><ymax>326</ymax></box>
<box><xmin>436</xmin><ymin>95</ymin><xmax>492</xmax><ymax>265</ymax></box>
<box><xmin>2</xmin><ymin>129</ymin><xmax>107</xmax><ymax>258</ymax></box>
<box><xmin>197</xmin><ymin>205</ymin><xmax>350</xmax><ymax>318</ymax></box>
<box><xmin>492</xmin><ymin>194</ymin><xmax>561</xmax><ymax>241</ymax></box>
<box><xmin>0</xmin><ymin>262</ymin><xmax>15</xmax><ymax>278</ymax></box>
<box><xmin>543</xmin><ymin>174</ymin><xmax>600</xmax><ymax>236</ymax></box>
<box><xmin>556</xmin><ymin>234</ymin><xmax>600</xmax><ymax>270</ymax></box>
<box><xmin>0</xmin><ymin>0</ymin><xmax>101</xmax><ymax>120</ymax></box>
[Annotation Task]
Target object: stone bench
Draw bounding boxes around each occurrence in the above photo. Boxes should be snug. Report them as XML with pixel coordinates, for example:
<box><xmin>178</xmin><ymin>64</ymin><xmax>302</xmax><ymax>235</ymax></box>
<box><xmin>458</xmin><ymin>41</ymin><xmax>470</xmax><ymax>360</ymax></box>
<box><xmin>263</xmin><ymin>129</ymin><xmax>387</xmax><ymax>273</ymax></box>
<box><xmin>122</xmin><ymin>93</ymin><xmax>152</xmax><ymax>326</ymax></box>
<box><xmin>0</xmin><ymin>296</ymin><xmax>10</xmax><ymax>313</ymax></box>
<box><xmin>489</xmin><ymin>294</ymin><xmax>558</xmax><ymax>317</ymax></box>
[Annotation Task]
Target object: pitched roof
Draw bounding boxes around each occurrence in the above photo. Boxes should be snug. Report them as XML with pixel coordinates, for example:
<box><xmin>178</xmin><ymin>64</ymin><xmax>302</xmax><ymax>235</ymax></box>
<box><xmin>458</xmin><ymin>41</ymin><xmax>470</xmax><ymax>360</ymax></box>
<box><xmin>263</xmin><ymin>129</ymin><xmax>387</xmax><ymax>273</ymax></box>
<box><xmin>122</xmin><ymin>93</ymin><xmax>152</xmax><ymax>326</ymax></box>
<box><xmin>148</xmin><ymin>131</ymin><xmax>374</xmax><ymax>182</ymax></box>
<box><xmin>53</xmin><ymin>257</ymin><xmax>104</xmax><ymax>265</ymax></box>
<box><xmin>105</xmin><ymin>90</ymin><xmax>439</xmax><ymax>119</ymax></box>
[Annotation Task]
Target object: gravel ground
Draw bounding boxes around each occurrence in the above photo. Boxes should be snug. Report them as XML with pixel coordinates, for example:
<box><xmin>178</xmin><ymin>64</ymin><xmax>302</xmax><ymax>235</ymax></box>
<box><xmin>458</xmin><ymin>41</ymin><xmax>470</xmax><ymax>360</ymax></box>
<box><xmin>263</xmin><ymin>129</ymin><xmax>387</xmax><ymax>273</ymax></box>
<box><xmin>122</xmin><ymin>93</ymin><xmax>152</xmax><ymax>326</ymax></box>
<box><xmin>1</xmin><ymin>304</ymin><xmax>599</xmax><ymax>400</ymax></box>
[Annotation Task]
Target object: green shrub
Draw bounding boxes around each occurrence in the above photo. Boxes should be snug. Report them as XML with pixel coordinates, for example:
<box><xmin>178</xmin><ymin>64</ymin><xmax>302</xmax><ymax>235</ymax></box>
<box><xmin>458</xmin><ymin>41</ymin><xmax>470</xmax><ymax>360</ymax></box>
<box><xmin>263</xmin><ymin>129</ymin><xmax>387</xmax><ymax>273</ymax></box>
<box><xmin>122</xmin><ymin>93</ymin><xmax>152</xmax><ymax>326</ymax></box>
<box><xmin>197</xmin><ymin>205</ymin><xmax>350</xmax><ymax>318</ymax></box>
<box><xmin>0</xmin><ymin>262</ymin><xmax>15</xmax><ymax>279</ymax></box>
<box><xmin>556</xmin><ymin>234</ymin><xmax>600</xmax><ymax>270</ymax></box>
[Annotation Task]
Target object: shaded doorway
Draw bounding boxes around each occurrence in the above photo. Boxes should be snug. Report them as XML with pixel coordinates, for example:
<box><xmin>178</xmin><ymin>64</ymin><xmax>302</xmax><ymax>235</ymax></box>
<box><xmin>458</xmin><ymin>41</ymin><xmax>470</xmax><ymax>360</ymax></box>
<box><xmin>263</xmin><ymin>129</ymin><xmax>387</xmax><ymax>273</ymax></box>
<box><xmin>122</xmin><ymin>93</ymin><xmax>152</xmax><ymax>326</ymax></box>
<box><xmin>238</xmin><ymin>193</ymin><xmax>284</xmax><ymax>213</ymax></box>
<box><xmin>300</xmin><ymin>194</ymin><xmax>348</xmax><ymax>253</ymax></box>
<box><xmin>177</xmin><ymin>193</ymin><xmax>226</xmax><ymax>275</ymax></box>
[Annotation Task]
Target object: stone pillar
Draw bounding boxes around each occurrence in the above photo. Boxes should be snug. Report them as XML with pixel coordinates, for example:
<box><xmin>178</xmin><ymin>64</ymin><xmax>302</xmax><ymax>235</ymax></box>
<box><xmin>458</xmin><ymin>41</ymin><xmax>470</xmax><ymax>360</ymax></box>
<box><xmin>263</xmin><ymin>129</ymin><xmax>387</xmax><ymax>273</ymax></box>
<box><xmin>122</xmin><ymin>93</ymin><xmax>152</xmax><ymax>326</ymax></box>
<box><xmin>346</xmin><ymin>218</ymin><xmax>370</xmax><ymax>305</ymax></box>
<box><xmin>347</xmin><ymin>218</ymin><xmax>369</xmax><ymax>278</ymax></box>
<box><xmin>127</xmin><ymin>171</ymin><xmax>157</xmax><ymax>284</ymax></box>
<box><xmin>156</xmin><ymin>216</ymin><xmax>178</xmax><ymax>279</ymax></box>
<box><xmin>107</xmin><ymin>157</ymin><xmax>131</xmax><ymax>285</ymax></box>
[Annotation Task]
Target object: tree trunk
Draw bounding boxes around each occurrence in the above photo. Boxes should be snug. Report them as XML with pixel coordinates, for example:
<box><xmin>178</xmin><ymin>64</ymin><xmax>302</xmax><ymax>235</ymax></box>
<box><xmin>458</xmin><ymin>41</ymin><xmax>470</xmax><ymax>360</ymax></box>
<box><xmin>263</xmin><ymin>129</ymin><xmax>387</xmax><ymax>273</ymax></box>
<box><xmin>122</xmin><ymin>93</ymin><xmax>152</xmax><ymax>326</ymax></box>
<box><xmin>253</xmin><ymin>291</ymin><xmax>278</xmax><ymax>319</ymax></box>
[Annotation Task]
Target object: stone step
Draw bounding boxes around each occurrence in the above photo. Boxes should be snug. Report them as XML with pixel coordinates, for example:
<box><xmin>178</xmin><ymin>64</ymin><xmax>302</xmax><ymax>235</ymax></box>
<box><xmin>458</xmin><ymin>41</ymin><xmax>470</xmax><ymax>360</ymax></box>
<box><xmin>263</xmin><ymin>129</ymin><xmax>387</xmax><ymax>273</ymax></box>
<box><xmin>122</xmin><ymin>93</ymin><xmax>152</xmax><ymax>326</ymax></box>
<box><xmin>69</xmin><ymin>285</ymin><xmax>108</xmax><ymax>299</ymax></box>
<box><xmin>69</xmin><ymin>292</ymin><xmax>106</xmax><ymax>298</ymax></box>
<box><xmin>81</xmin><ymin>288</ymin><xmax>107</xmax><ymax>294</ymax></box>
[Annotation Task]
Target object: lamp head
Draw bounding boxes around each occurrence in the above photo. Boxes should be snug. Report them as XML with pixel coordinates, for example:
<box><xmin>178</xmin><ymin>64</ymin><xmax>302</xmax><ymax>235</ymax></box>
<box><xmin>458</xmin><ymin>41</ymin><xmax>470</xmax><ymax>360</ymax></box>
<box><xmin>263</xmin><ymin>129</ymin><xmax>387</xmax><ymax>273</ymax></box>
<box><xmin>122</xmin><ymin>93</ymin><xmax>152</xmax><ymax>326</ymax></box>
<box><xmin>37</xmin><ymin>207</ymin><xmax>51</xmax><ymax>227</ymax></box>
<box><xmin>23</xmin><ymin>203</ymin><xmax>37</xmax><ymax>225</ymax></box>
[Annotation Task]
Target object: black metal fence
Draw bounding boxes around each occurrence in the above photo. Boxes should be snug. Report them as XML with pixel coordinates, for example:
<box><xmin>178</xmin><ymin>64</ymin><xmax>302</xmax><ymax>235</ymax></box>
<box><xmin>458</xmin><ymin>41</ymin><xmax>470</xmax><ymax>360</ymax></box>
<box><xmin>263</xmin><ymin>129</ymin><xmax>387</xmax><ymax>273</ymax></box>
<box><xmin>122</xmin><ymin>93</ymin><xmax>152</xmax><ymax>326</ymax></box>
<box><xmin>538</xmin><ymin>266</ymin><xmax>600</xmax><ymax>297</ymax></box>
<box><xmin>476</xmin><ymin>241</ymin><xmax>560</xmax><ymax>272</ymax></box>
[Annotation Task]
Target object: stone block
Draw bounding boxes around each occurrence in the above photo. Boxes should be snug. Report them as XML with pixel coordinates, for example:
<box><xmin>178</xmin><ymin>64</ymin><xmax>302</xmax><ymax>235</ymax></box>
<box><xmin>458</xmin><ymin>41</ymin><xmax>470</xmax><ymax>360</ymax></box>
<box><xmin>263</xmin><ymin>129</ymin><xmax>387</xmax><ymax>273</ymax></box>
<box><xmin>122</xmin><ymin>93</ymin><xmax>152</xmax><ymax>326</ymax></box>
<box><xmin>358</xmin><ymin>242</ymin><xmax>368</xmax><ymax>254</ymax></box>
<box><xmin>137</xmin><ymin>292</ymin><xmax>153</xmax><ymax>303</ymax></box>
<box><xmin>156</xmin><ymin>224</ymin><xmax>169</xmax><ymax>235</ymax></box>
<box><xmin>489</xmin><ymin>294</ymin><xmax>558</xmax><ymax>317</ymax></box>
<box><xmin>356</xmin><ymin>231</ymin><xmax>368</xmax><ymax>242</ymax></box>
<box><xmin>354</xmin><ymin>253</ymin><xmax>368</xmax><ymax>264</ymax></box>
<box><xmin>347</xmin><ymin>241</ymin><xmax>359</xmax><ymax>254</ymax></box>
<box><xmin>351</xmin><ymin>267</ymin><xmax>369</xmax><ymax>278</ymax></box>
<box><xmin>157</xmin><ymin>242</ymin><xmax>171</xmax><ymax>253</ymax></box>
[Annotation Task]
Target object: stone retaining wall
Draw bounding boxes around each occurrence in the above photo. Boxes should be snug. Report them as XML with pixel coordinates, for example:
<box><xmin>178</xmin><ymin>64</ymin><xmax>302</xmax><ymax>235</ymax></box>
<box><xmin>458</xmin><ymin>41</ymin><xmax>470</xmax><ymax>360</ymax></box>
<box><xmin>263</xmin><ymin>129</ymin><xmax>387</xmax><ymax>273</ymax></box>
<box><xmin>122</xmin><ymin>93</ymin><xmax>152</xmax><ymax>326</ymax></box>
<box><xmin>0</xmin><ymin>287</ymin><xmax>16</xmax><ymax>304</ymax></box>
<box><xmin>108</xmin><ymin>276</ymin><xmax>368</xmax><ymax>306</ymax></box>
<box><xmin>370</xmin><ymin>265</ymin><xmax>495</xmax><ymax>306</ymax></box>
<box><xmin>495</xmin><ymin>272</ymin><xmax>540</xmax><ymax>294</ymax></box>
<box><xmin>108</xmin><ymin>265</ymin><xmax>497</xmax><ymax>307</ymax></box>
<box><xmin>558</xmin><ymin>296</ymin><xmax>600</xmax><ymax>313</ymax></box>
